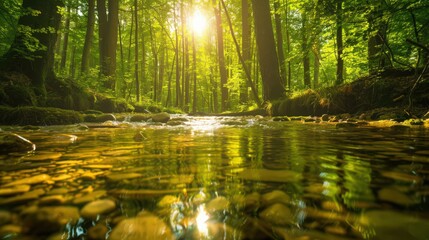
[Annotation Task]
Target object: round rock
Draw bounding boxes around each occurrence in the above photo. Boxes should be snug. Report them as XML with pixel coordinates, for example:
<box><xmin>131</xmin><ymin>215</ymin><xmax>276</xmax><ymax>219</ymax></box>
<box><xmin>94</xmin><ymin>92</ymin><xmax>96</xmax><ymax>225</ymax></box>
<box><xmin>81</xmin><ymin>199</ymin><xmax>116</xmax><ymax>219</ymax></box>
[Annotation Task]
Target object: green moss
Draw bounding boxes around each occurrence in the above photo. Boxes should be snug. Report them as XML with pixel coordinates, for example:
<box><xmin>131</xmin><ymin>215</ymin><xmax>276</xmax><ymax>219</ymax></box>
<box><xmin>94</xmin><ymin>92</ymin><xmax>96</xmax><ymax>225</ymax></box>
<box><xmin>0</xmin><ymin>106</ymin><xmax>83</xmax><ymax>125</ymax></box>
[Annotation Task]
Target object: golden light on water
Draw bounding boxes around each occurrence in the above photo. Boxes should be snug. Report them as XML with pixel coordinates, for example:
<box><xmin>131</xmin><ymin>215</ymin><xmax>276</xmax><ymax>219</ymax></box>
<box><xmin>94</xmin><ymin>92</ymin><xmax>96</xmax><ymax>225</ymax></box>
<box><xmin>196</xmin><ymin>205</ymin><xmax>209</xmax><ymax>236</ymax></box>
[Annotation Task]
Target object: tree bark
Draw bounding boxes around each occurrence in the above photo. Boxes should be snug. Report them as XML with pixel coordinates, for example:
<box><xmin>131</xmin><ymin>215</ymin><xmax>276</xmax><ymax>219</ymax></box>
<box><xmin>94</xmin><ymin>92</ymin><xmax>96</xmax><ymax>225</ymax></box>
<box><xmin>251</xmin><ymin>0</ymin><xmax>284</xmax><ymax>101</ymax></box>
<box><xmin>301</xmin><ymin>10</ymin><xmax>311</xmax><ymax>88</ymax></box>
<box><xmin>60</xmin><ymin>6</ymin><xmax>71</xmax><ymax>71</ymax></box>
<box><xmin>81</xmin><ymin>0</ymin><xmax>95</xmax><ymax>74</ymax></box>
<box><xmin>214</xmin><ymin>0</ymin><xmax>228</xmax><ymax>111</ymax></box>
<box><xmin>97</xmin><ymin>0</ymin><xmax>119</xmax><ymax>90</ymax></box>
<box><xmin>1</xmin><ymin>0</ymin><xmax>63</xmax><ymax>102</ymax></box>
<box><xmin>134</xmin><ymin>0</ymin><xmax>140</xmax><ymax>102</ymax></box>
<box><xmin>240</xmin><ymin>0</ymin><xmax>251</xmax><ymax>103</ymax></box>
<box><xmin>274</xmin><ymin>0</ymin><xmax>286</xmax><ymax>87</ymax></box>
<box><xmin>336</xmin><ymin>0</ymin><xmax>344</xmax><ymax>85</ymax></box>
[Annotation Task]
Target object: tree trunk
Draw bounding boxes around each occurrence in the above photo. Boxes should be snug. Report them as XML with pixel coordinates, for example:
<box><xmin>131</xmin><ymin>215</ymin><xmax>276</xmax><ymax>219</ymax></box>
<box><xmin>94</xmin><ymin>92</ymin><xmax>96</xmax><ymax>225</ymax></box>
<box><xmin>251</xmin><ymin>0</ymin><xmax>284</xmax><ymax>101</ymax></box>
<box><xmin>192</xmin><ymin>33</ymin><xmax>197</xmax><ymax>113</ymax></box>
<box><xmin>274</xmin><ymin>0</ymin><xmax>286</xmax><ymax>87</ymax></box>
<box><xmin>285</xmin><ymin>0</ymin><xmax>292</xmax><ymax>90</ymax></box>
<box><xmin>174</xmin><ymin>5</ymin><xmax>181</xmax><ymax>107</ymax></box>
<box><xmin>97</xmin><ymin>0</ymin><xmax>119</xmax><ymax>90</ymax></box>
<box><xmin>134</xmin><ymin>0</ymin><xmax>140</xmax><ymax>102</ymax></box>
<box><xmin>60</xmin><ymin>6</ymin><xmax>71</xmax><ymax>71</ymax></box>
<box><xmin>367</xmin><ymin>0</ymin><xmax>387</xmax><ymax>74</ymax></box>
<box><xmin>336</xmin><ymin>0</ymin><xmax>344</xmax><ymax>85</ymax></box>
<box><xmin>214</xmin><ymin>0</ymin><xmax>228</xmax><ymax>111</ymax></box>
<box><xmin>240</xmin><ymin>0</ymin><xmax>251</xmax><ymax>103</ymax></box>
<box><xmin>302</xmin><ymin>10</ymin><xmax>311</xmax><ymax>88</ymax></box>
<box><xmin>81</xmin><ymin>0</ymin><xmax>95</xmax><ymax>74</ymax></box>
<box><xmin>1</xmin><ymin>0</ymin><xmax>63</xmax><ymax>102</ymax></box>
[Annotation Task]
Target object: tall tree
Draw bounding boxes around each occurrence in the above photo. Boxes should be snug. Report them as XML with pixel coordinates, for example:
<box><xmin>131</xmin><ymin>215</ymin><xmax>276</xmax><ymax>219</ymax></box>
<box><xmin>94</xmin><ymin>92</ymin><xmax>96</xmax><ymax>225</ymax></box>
<box><xmin>367</xmin><ymin>0</ymin><xmax>387</xmax><ymax>74</ymax></box>
<box><xmin>274</xmin><ymin>0</ymin><xmax>286</xmax><ymax>86</ymax></box>
<box><xmin>335</xmin><ymin>0</ymin><xmax>344</xmax><ymax>85</ymax></box>
<box><xmin>97</xmin><ymin>0</ymin><xmax>119</xmax><ymax>89</ymax></box>
<box><xmin>251</xmin><ymin>0</ymin><xmax>284</xmax><ymax>101</ymax></box>
<box><xmin>60</xmin><ymin>6</ymin><xmax>71</xmax><ymax>71</ymax></box>
<box><xmin>240</xmin><ymin>0</ymin><xmax>251</xmax><ymax>103</ymax></box>
<box><xmin>134</xmin><ymin>0</ymin><xmax>140</xmax><ymax>102</ymax></box>
<box><xmin>214</xmin><ymin>0</ymin><xmax>228</xmax><ymax>111</ymax></box>
<box><xmin>81</xmin><ymin>0</ymin><xmax>95</xmax><ymax>74</ymax></box>
<box><xmin>301</xmin><ymin>8</ymin><xmax>311</xmax><ymax>88</ymax></box>
<box><xmin>1</xmin><ymin>0</ymin><xmax>63</xmax><ymax>102</ymax></box>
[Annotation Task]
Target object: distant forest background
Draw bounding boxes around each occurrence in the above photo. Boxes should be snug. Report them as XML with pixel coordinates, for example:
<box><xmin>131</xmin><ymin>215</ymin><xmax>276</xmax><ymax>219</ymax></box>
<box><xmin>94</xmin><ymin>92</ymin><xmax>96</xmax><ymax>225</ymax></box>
<box><xmin>0</xmin><ymin>0</ymin><xmax>428</xmax><ymax>113</ymax></box>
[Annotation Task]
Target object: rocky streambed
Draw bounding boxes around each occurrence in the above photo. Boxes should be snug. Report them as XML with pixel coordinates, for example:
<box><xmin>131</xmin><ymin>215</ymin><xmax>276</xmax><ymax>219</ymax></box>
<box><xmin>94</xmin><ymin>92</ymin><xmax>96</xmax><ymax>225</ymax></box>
<box><xmin>1</xmin><ymin>116</ymin><xmax>429</xmax><ymax>239</ymax></box>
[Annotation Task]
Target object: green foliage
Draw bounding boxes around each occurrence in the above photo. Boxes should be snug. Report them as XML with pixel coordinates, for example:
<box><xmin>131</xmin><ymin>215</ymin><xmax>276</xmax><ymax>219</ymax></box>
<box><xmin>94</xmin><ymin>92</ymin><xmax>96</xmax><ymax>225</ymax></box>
<box><xmin>0</xmin><ymin>0</ymin><xmax>21</xmax><ymax>56</ymax></box>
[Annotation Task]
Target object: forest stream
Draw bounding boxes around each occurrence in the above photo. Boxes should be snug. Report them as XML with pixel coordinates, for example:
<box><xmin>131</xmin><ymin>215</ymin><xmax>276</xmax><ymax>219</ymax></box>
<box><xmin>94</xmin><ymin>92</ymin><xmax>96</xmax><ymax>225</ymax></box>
<box><xmin>1</xmin><ymin>116</ymin><xmax>429</xmax><ymax>240</ymax></box>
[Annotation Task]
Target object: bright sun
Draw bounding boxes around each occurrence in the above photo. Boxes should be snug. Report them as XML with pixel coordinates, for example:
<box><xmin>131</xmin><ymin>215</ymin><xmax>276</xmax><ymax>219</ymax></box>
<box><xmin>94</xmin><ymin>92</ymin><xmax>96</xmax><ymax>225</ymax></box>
<box><xmin>190</xmin><ymin>9</ymin><xmax>207</xmax><ymax>36</ymax></box>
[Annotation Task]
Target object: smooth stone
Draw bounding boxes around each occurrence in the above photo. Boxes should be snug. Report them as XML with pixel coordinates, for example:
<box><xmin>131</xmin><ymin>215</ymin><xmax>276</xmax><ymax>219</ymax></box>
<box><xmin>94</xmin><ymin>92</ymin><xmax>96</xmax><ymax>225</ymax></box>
<box><xmin>378</xmin><ymin>187</ymin><xmax>417</xmax><ymax>206</ymax></box>
<box><xmin>0</xmin><ymin>210</ymin><xmax>12</xmax><ymax>225</ymax></box>
<box><xmin>79</xmin><ymin>172</ymin><xmax>97</xmax><ymax>181</ymax></box>
<box><xmin>23</xmin><ymin>152</ymin><xmax>63</xmax><ymax>161</ymax></box>
<box><xmin>237</xmin><ymin>169</ymin><xmax>302</xmax><ymax>183</ymax></box>
<box><xmin>261</xmin><ymin>190</ymin><xmax>290</xmax><ymax>207</ymax></box>
<box><xmin>88</xmin><ymin>223</ymin><xmax>109</xmax><ymax>240</ymax></box>
<box><xmin>4</xmin><ymin>174</ymin><xmax>51</xmax><ymax>187</ymax></box>
<box><xmin>232</xmin><ymin>192</ymin><xmax>260</xmax><ymax>211</ymax></box>
<box><xmin>152</xmin><ymin>112</ymin><xmax>170</xmax><ymax>123</ymax></box>
<box><xmin>22</xmin><ymin>206</ymin><xmax>80</xmax><ymax>234</ymax></box>
<box><xmin>0</xmin><ymin>133</ymin><xmax>36</xmax><ymax>153</ymax></box>
<box><xmin>106</xmin><ymin>173</ymin><xmax>143</xmax><ymax>181</ymax></box>
<box><xmin>52</xmin><ymin>174</ymin><xmax>72</xmax><ymax>182</ymax></box>
<box><xmin>39</xmin><ymin>195</ymin><xmax>66</xmax><ymax>205</ymax></box>
<box><xmin>81</xmin><ymin>199</ymin><xmax>116</xmax><ymax>219</ymax></box>
<box><xmin>110</xmin><ymin>213</ymin><xmax>174</xmax><ymax>240</ymax></box>
<box><xmin>157</xmin><ymin>195</ymin><xmax>180</xmax><ymax>208</ymax></box>
<box><xmin>47</xmin><ymin>188</ymin><xmax>69</xmax><ymax>195</ymax></box>
<box><xmin>0</xmin><ymin>224</ymin><xmax>22</xmax><ymax>237</ymax></box>
<box><xmin>0</xmin><ymin>185</ymin><xmax>31</xmax><ymax>196</ymax></box>
<box><xmin>357</xmin><ymin>210</ymin><xmax>429</xmax><ymax>240</ymax></box>
<box><xmin>83</xmin><ymin>164</ymin><xmax>113</xmax><ymax>169</ymax></box>
<box><xmin>73</xmin><ymin>190</ymin><xmax>107</xmax><ymax>205</ymax></box>
<box><xmin>0</xmin><ymin>189</ymin><xmax>45</xmax><ymax>205</ymax></box>
<box><xmin>321</xmin><ymin>114</ymin><xmax>330</xmax><ymax>121</ymax></box>
<box><xmin>259</xmin><ymin>203</ymin><xmax>293</xmax><ymax>226</ymax></box>
<box><xmin>206</xmin><ymin>196</ymin><xmax>230</xmax><ymax>213</ymax></box>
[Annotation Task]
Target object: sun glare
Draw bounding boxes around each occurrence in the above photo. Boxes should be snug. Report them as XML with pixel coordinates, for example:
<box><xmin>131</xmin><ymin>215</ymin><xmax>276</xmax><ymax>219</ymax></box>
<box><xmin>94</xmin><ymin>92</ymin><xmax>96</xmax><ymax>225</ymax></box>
<box><xmin>190</xmin><ymin>9</ymin><xmax>207</xmax><ymax>36</ymax></box>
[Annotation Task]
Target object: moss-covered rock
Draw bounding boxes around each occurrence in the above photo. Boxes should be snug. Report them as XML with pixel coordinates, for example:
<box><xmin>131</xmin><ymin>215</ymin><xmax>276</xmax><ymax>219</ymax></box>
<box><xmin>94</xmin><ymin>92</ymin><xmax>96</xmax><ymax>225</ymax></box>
<box><xmin>0</xmin><ymin>106</ymin><xmax>83</xmax><ymax>125</ymax></box>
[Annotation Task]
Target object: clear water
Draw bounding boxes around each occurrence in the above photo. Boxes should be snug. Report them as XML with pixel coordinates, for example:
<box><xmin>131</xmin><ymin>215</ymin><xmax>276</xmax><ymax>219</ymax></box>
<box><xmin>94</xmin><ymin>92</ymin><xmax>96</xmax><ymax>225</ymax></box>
<box><xmin>1</xmin><ymin>116</ymin><xmax>429</xmax><ymax>239</ymax></box>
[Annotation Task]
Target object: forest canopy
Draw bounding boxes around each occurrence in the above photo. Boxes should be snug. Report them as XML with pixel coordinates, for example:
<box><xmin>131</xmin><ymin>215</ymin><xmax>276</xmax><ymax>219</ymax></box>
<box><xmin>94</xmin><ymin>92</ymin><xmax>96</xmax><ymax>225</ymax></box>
<box><xmin>0</xmin><ymin>0</ymin><xmax>428</xmax><ymax>113</ymax></box>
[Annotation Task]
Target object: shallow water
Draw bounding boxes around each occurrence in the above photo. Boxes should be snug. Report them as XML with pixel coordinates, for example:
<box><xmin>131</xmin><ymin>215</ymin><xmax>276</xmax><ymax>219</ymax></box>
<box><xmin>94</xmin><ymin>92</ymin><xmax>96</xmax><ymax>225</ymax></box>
<box><xmin>1</xmin><ymin>116</ymin><xmax>429</xmax><ymax>239</ymax></box>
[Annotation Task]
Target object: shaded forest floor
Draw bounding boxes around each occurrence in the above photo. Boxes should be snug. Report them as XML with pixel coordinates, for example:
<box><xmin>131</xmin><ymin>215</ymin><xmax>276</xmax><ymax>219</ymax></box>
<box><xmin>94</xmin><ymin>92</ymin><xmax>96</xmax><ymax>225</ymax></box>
<box><xmin>0</xmin><ymin>69</ymin><xmax>428</xmax><ymax>125</ymax></box>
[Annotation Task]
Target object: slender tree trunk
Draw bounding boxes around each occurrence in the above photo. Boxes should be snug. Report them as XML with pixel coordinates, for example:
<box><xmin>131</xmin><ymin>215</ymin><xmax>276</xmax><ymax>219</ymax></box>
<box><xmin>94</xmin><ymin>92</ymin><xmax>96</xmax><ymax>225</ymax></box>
<box><xmin>336</xmin><ymin>0</ymin><xmax>344</xmax><ymax>85</ymax></box>
<box><xmin>149</xmin><ymin>21</ymin><xmax>158</xmax><ymax>102</ymax></box>
<box><xmin>240</xmin><ymin>0</ymin><xmax>251</xmax><ymax>103</ymax></box>
<box><xmin>174</xmin><ymin>6</ymin><xmax>181</xmax><ymax>107</ymax></box>
<box><xmin>192</xmin><ymin>32</ymin><xmax>197</xmax><ymax>113</ymax></box>
<box><xmin>81</xmin><ymin>0</ymin><xmax>95</xmax><ymax>74</ymax></box>
<box><xmin>251</xmin><ymin>0</ymin><xmax>284</xmax><ymax>101</ymax></box>
<box><xmin>285</xmin><ymin>0</ymin><xmax>292</xmax><ymax>90</ymax></box>
<box><xmin>60</xmin><ymin>6</ymin><xmax>71</xmax><ymax>71</ymax></box>
<box><xmin>134</xmin><ymin>0</ymin><xmax>140</xmax><ymax>102</ymax></box>
<box><xmin>367</xmin><ymin>0</ymin><xmax>387</xmax><ymax>74</ymax></box>
<box><xmin>158</xmin><ymin>38</ymin><xmax>165</xmax><ymax>102</ymax></box>
<box><xmin>70</xmin><ymin>45</ymin><xmax>76</xmax><ymax>78</ymax></box>
<box><xmin>274</xmin><ymin>0</ymin><xmax>286</xmax><ymax>86</ymax></box>
<box><xmin>302</xmin><ymin>10</ymin><xmax>311</xmax><ymax>88</ymax></box>
<box><xmin>214</xmin><ymin>0</ymin><xmax>228</xmax><ymax>111</ymax></box>
<box><xmin>184</xmin><ymin>36</ymin><xmax>190</xmax><ymax>111</ymax></box>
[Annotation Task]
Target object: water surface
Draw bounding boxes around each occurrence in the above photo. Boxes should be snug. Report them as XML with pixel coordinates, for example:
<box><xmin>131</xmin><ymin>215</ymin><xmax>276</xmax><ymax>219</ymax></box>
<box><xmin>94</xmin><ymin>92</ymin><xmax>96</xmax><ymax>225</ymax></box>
<box><xmin>1</xmin><ymin>116</ymin><xmax>429</xmax><ymax>239</ymax></box>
